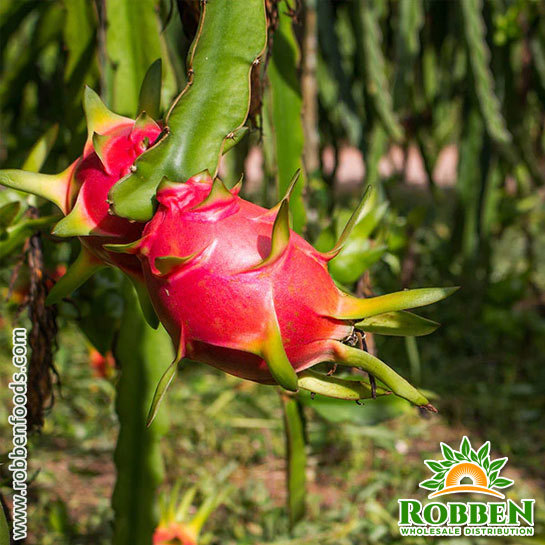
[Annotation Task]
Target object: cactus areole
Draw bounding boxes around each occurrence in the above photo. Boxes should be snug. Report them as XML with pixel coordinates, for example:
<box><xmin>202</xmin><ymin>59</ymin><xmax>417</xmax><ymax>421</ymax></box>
<box><xmin>106</xmin><ymin>172</ymin><xmax>456</xmax><ymax>421</ymax></box>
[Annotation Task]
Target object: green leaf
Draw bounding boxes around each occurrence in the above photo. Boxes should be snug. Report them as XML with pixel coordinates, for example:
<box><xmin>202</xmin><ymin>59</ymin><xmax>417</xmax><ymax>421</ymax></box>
<box><xmin>419</xmin><ymin>479</ymin><xmax>441</xmax><ymax>490</ymax></box>
<box><xmin>22</xmin><ymin>124</ymin><xmax>58</xmax><ymax>172</ymax></box>
<box><xmin>441</xmin><ymin>443</ymin><xmax>455</xmax><ymax>461</ymax></box>
<box><xmin>336</xmin><ymin>287</ymin><xmax>459</xmax><ymax>320</ymax></box>
<box><xmin>330</xmin><ymin>245</ymin><xmax>387</xmax><ymax>285</ymax></box>
<box><xmin>297</xmin><ymin>391</ymin><xmax>409</xmax><ymax>425</ymax></box>
<box><xmin>63</xmin><ymin>0</ymin><xmax>97</xmax><ymax>82</ymax></box>
<box><xmin>146</xmin><ymin>359</ymin><xmax>179</xmax><ymax>427</ymax></box>
<box><xmin>138</xmin><ymin>59</ymin><xmax>162</xmax><ymax>119</ymax></box>
<box><xmin>46</xmin><ymin>247</ymin><xmax>105</xmax><ymax>305</ymax></box>
<box><xmin>356</xmin><ymin>310</ymin><xmax>439</xmax><ymax>337</ymax></box>
<box><xmin>105</xmin><ymin>0</ymin><xmax>164</xmax><ymax>116</ymax></box>
<box><xmin>110</xmin><ymin>0</ymin><xmax>267</xmax><ymax>221</ymax></box>
<box><xmin>489</xmin><ymin>457</ymin><xmax>507</xmax><ymax>473</ymax></box>
<box><xmin>0</xmin><ymin>215</ymin><xmax>59</xmax><ymax>260</ymax></box>
<box><xmin>454</xmin><ymin>451</ymin><xmax>467</xmax><ymax>462</ymax></box>
<box><xmin>0</xmin><ymin>201</ymin><xmax>21</xmax><ymax>229</ymax></box>
<box><xmin>489</xmin><ymin>470</ymin><xmax>500</xmax><ymax>484</ymax></box>
<box><xmin>477</xmin><ymin>441</ymin><xmax>490</xmax><ymax>462</ymax></box>
<box><xmin>492</xmin><ymin>478</ymin><xmax>514</xmax><ymax>489</ymax></box>
<box><xmin>281</xmin><ymin>396</ymin><xmax>306</xmax><ymax>529</ymax></box>
<box><xmin>460</xmin><ymin>436</ymin><xmax>471</xmax><ymax>457</ymax></box>
<box><xmin>0</xmin><ymin>501</ymin><xmax>8</xmax><ymax>545</ymax></box>
<box><xmin>334</xmin><ymin>342</ymin><xmax>432</xmax><ymax>408</ymax></box>
<box><xmin>424</xmin><ymin>460</ymin><xmax>444</xmax><ymax>473</ymax></box>
<box><xmin>297</xmin><ymin>370</ymin><xmax>388</xmax><ymax>401</ymax></box>
<box><xmin>266</xmin><ymin>1</ymin><xmax>306</xmax><ymax>233</ymax></box>
<box><xmin>470</xmin><ymin>450</ymin><xmax>479</xmax><ymax>463</ymax></box>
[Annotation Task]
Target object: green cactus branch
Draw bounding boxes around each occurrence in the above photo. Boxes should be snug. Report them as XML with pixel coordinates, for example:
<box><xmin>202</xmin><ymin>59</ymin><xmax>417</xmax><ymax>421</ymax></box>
<box><xmin>266</xmin><ymin>0</ymin><xmax>307</xmax><ymax>233</ymax></box>
<box><xmin>109</xmin><ymin>0</ymin><xmax>267</xmax><ymax>221</ymax></box>
<box><xmin>112</xmin><ymin>284</ymin><xmax>173</xmax><ymax>545</ymax></box>
<box><xmin>281</xmin><ymin>393</ymin><xmax>307</xmax><ymax>529</ymax></box>
<box><xmin>460</xmin><ymin>0</ymin><xmax>512</xmax><ymax>146</ymax></box>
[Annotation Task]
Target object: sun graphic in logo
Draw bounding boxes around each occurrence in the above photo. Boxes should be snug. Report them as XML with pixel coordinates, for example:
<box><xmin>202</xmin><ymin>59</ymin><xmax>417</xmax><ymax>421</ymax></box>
<box><xmin>419</xmin><ymin>436</ymin><xmax>514</xmax><ymax>499</ymax></box>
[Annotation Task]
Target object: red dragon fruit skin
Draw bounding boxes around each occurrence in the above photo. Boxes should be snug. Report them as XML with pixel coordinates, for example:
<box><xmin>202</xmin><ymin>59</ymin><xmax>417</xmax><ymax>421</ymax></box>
<box><xmin>64</xmin><ymin>119</ymin><xmax>161</xmax><ymax>276</ymax></box>
<box><xmin>0</xmin><ymin>86</ymin><xmax>162</xmax><ymax>313</ymax></box>
<box><xmin>107</xmin><ymin>173</ymin><xmax>455</xmax><ymax>413</ymax></box>
<box><xmin>50</xmin><ymin>91</ymin><xmax>162</xmax><ymax>276</ymax></box>
<box><xmin>138</xmin><ymin>177</ymin><xmax>352</xmax><ymax>384</ymax></box>
<box><xmin>153</xmin><ymin>523</ymin><xmax>196</xmax><ymax>545</ymax></box>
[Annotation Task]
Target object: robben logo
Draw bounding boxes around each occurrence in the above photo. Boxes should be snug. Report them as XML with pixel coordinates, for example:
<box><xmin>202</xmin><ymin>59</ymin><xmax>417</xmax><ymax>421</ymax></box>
<box><xmin>420</xmin><ymin>436</ymin><xmax>513</xmax><ymax>499</ymax></box>
<box><xmin>398</xmin><ymin>436</ymin><xmax>535</xmax><ymax>537</ymax></box>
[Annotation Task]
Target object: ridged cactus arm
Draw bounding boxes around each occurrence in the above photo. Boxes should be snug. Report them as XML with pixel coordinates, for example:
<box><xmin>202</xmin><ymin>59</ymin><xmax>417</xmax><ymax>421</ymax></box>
<box><xmin>109</xmin><ymin>0</ymin><xmax>267</xmax><ymax>221</ymax></box>
<box><xmin>112</xmin><ymin>284</ymin><xmax>173</xmax><ymax>545</ymax></box>
<box><xmin>281</xmin><ymin>394</ymin><xmax>307</xmax><ymax>528</ymax></box>
<box><xmin>266</xmin><ymin>0</ymin><xmax>307</xmax><ymax>233</ymax></box>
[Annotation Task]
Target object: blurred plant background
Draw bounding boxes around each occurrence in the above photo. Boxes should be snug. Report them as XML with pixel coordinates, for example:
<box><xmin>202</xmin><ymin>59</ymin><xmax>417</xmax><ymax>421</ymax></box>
<box><xmin>0</xmin><ymin>0</ymin><xmax>544</xmax><ymax>543</ymax></box>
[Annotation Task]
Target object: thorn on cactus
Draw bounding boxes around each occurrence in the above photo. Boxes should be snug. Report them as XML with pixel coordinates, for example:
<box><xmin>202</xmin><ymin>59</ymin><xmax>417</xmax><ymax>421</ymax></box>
<box><xmin>103</xmin><ymin>239</ymin><xmax>143</xmax><ymax>255</ymax></box>
<box><xmin>45</xmin><ymin>247</ymin><xmax>105</xmax><ymax>305</ymax></box>
<box><xmin>333</xmin><ymin>287</ymin><xmax>460</xmax><ymax>320</ymax></box>
<box><xmin>0</xmin><ymin>164</ymin><xmax>77</xmax><ymax>214</ymax></box>
<box><xmin>267</xmin><ymin>169</ymin><xmax>301</xmax><ymax>217</ymax></box>
<box><xmin>83</xmin><ymin>86</ymin><xmax>131</xmax><ymax>151</ymax></box>
<box><xmin>321</xmin><ymin>185</ymin><xmax>372</xmax><ymax>261</ymax></box>
<box><xmin>52</xmin><ymin>202</ymin><xmax>104</xmax><ymax>237</ymax></box>
<box><xmin>246</xmin><ymin>199</ymin><xmax>291</xmax><ymax>271</ymax></box>
<box><xmin>191</xmin><ymin>177</ymin><xmax>234</xmax><ymax>210</ymax></box>
<box><xmin>154</xmin><ymin>255</ymin><xmax>198</xmax><ymax>276</ymax></box>
<box><xmin>148</xmin><ymin>334</ymin><xmax>186</xmax><ymax>426</ymax></box>
<box><xmin>92</xmin><ymin>132</ymin><xmax>112</xmax><ymax>174</ymax></box>
<box><xmin>138</xmin><ymin>58</ymin><xmax>163</xmax><ymax>119</ymax></box>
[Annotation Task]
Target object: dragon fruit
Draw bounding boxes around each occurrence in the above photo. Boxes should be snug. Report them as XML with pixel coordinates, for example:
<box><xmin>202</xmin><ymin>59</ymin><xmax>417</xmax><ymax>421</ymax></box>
<box><xmin>0</xmin><ymin>87</ymin><xmax>161</xmax><ymax>317</ymax></box>
<box><xmin>153</xmin><ymin>472</ymin><xmax>232</xmax><ymax>545</ymax></box>
<box><xmin>106</xmin><ymin>172</ymin><xmax>456</xmax><ymax>418</ymax></box>
<box><xmin>153</xmin><ymin>524</ymin><xmax>196</xmax><ymax>545</ymax></box>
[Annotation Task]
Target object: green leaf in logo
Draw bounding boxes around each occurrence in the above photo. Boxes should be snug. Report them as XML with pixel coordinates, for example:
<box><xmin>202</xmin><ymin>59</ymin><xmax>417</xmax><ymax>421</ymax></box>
<box><xmin>440</xmin><ymin>442</ymin><xmax>455</xmax><ymax>461</ymax></box>
<box><xmin>425</xmin><ymin>460</ymin><xmax>444</xmax><ymax>472</ymax></box>
<box><xmin>460</xmin><ymin>436</ymin><xmax>471</xmax><ymax>457</ymax></box>
<box><xmin>454</xmin><ymin>451</ymin><xmax>466</xmax><ymax>462</ymax></box>
<box><xmin>492</xmin><ymin>477</ymin><xmax>514</xmax><ymax>489</ymax></box>
<box><xmin>489</xmin><ymin>457</ymin><xmax>507</xmax><ymax>472</ymax></box>
<box><xmin>420</xmin><ymin>479</ymin><xmax>442</xmax><ymax>490</ymax></box>
<box><xmin>489</xmin><ymin>470</ymin><xmax>500</xmax><ymax>484</ymax></box>
<box><xmin>440</xmin><ymin>460</ymin><xmax>456</xmax><ymax>468</ymax></box>
<box><xmin>470</xmin><ymin>450</ymin><xmax>479</xmax><ymax>463</ymax></box>
<box><xmin>477</xmin><ymin>441</ymin><xmax>490</xmax><ymax>462</ymax></box>
<box><xmin>483</xmin><ymin>457</ymin><xmax>490</xmax><ymax>472</ymax></box>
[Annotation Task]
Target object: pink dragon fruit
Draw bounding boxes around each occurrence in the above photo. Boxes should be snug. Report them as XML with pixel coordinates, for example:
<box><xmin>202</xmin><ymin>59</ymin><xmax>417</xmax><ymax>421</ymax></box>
<box><xmin>0</xmin><ymin>87</ymin><xmax>161</xmax><ymax>314</ymax></box>
<box><xmin>106</xmin><ymin>173</ymin><xmax>456</xmax><ymax>417</ymax></box>
<box><xmin>153</xmin><ymin>523</ymin><xmax>196</xmax><ymax>545</ymax></box>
